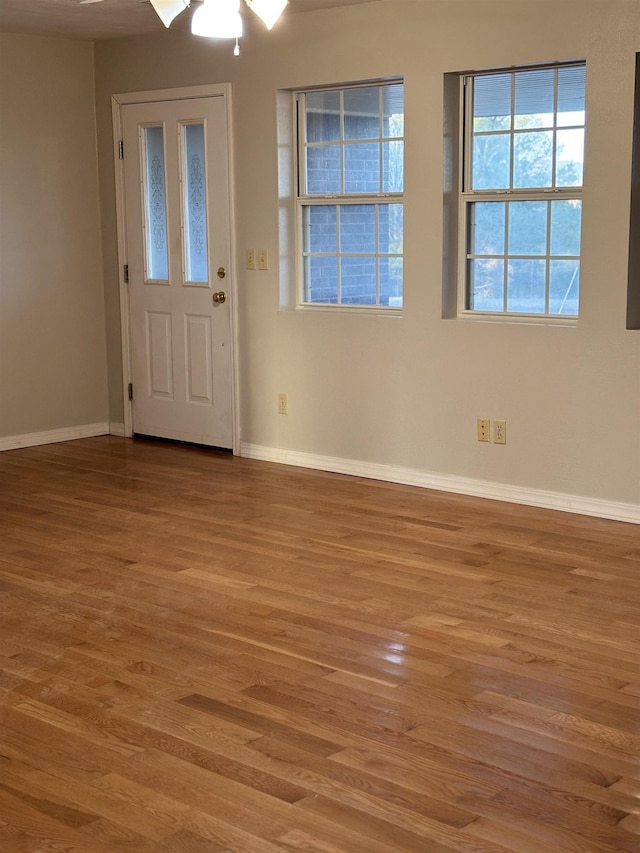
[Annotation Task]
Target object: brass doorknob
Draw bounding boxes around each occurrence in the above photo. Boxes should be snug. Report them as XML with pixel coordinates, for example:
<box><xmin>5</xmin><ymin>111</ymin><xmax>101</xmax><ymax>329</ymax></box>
<box><xmin>212</xmin><ymin>291</ymin><xmax>227</xmax><ymax>304</ymax></box>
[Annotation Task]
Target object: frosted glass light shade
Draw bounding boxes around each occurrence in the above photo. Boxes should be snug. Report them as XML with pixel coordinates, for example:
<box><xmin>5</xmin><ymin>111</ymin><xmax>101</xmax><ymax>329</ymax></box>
<box><xmin>191</xmin><ymin>0</ymin><xmax>243</xmax><ymax>38</ymax></box>
<box><xmin>150</xmin><ymin>0</ymin><xmax>189</xmax><ymax>28</ymax></box>
<box><xmin>246</xmin><ymin>0</ymin><xmax>288</xmax><ymax>30</ymax></box>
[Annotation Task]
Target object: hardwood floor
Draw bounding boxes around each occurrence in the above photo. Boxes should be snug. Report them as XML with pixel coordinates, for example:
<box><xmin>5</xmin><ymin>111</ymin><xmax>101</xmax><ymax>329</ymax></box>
<box><xmin>0</xmin><ymin>436</ymin><xmax>638</xmax><ymax>852</ymax></box>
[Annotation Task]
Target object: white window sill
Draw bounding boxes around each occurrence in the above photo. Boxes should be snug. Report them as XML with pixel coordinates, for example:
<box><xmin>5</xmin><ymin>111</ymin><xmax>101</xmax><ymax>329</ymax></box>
<box><xmin>456</xmin><ymin>310</ymin><xmax>578</xmax><ymax>328</ymax></box>
<box><xmin>296</xmin><ymin>303</ymin><xmax>404</xmax><ymax>318</ymax></box>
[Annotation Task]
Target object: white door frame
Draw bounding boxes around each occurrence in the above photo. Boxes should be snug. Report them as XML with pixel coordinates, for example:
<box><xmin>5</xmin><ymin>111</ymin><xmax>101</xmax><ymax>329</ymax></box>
<box><xmin>111</xmin><ymin>83</ymin><xmax>239</xmax><ymax>454</ymax></box>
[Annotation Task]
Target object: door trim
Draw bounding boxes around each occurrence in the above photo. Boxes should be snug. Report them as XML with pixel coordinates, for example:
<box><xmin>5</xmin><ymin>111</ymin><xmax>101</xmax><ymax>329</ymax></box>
<box><xmin>111</xmin><ymin>84</ymin><xmax>239</xmax><ymax>453</ymax></box>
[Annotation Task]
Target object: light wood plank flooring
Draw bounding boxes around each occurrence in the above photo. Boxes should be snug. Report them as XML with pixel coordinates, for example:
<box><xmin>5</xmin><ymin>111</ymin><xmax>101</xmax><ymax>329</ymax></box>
<box><xmin>0</xmin><ymin>436</ymin><xmax>638</xmax><ymax>852</ymax></box>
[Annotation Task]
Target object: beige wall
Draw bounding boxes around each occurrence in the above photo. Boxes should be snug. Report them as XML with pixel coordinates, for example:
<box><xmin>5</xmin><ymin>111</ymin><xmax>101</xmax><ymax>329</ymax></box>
<box><xmin>0</xmin><ymin>34</ymin><xmax>108</xmax><ymax>438</ymax></box>
<box><xmin>93</xmin><ymin>0</ymin><xmax>640</xmax><ymax>506</ymax></box>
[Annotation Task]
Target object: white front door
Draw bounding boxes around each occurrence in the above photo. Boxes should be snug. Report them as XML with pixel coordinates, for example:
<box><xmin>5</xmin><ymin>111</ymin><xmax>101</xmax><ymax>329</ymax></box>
<box><xmin>122</xmin><ymin>94</ymin><xmax>233</xmax><ymax>449</ymax></box>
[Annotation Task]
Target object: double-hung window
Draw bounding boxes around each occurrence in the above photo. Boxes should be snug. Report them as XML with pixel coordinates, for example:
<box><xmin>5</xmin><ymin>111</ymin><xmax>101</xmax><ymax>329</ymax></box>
<box><xmin>296</xmin><ymin>82</ymin><xmax>404</xmax><ymax>309</ymax></box>
<box><xmin>461</xmin><ymin>63</ymin><xmax>586</xmax><ymax>318</ymax></box>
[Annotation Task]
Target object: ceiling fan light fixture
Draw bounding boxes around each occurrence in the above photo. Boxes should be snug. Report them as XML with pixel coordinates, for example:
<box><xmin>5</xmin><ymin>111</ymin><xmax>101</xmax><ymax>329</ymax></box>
<box><xmin>191</xmin><ymin>0</ymin><xmax>243</xmax><ymax>39</ymax></box>
<box><xmin>150</xmin><ymin>0</ymin><xmax>190</xmax><ymax>28</ymax></box>
<box><xmin>245</xmin><ymin>0</ymin><xmax>288</xmax><ymax>30</ymax></box>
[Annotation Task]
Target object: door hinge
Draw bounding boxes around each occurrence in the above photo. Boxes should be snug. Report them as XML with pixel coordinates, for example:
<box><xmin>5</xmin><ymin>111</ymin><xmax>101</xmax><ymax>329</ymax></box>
<box><xmin>119</xmin><ymin>139</ymin><xmax>124</xmax><ymax>159</ymax></box>
<box><xmin>123</xmin><ymin>264</ymin><xmax>129</xmax><ymax>283</ymax></box>
<box><xmin>128</xmin><ymin>383</ymin><xmax>133</xmax><ymax>402</ymax></box>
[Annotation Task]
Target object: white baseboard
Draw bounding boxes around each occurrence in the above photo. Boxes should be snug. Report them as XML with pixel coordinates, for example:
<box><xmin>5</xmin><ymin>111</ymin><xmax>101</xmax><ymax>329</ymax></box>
<box><xmin>3</xmin><ymin>429</ymin><xmax>636</xmax><ymax>523</ymax></box>
<box><xmin>0</xmin><ymin>423</ymin><xmax>111</xmax><ymax>452</ymax></box>
<box><xmin>241</xmin><ymin>443</ymin><xmax>640</xmax><ymax>525</ymax></box>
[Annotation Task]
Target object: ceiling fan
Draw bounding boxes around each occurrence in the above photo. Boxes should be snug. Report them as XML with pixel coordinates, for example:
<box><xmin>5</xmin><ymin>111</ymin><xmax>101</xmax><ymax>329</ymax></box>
<box><xmin>78</xmin><ymin>0</ymin><xmax>289</xmax><ymax>34</ymax></box>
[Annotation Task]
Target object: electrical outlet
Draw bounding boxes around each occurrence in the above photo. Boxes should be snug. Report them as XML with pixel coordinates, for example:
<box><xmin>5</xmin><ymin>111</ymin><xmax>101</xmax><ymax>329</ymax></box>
<box><xmin>278</xmin><ymin>393</ymin><xmax>288</xmax><ymax>415</ymax></box>
<box><xmin>246</xmin><ymin>248</ymin><xmax>256</xmax><ymax>270</ymax></box>
<box><xmin>477</xmin><ymin>418</ymin><xmax>490</xmax><ymax>442</ymax></box>
<box><xmin>258</xmin><ymin>249</ymin><xmax>269</xmax><ymax>271</ymax></box>
<box><xmin>493</xmin><ymin>420</ymin><xmax>507</xmax><ymax>444</ymax></box>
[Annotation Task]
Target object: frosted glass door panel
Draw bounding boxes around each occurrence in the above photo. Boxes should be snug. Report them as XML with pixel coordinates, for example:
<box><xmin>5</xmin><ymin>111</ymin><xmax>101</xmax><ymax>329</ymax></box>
<box><xmin>143</xmin><ymin>126</ymin><xmax>169</xmax><ymax>281</ymax></box>
<box><xmin>183</xmin><ymin>123</ymin><xmax>209</xmax><ymax>283</ymax></box>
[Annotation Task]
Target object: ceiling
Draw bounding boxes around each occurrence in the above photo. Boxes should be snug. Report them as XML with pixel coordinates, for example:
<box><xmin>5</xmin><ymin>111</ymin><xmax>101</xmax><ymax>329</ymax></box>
<box><xmin>0</xmin><ymin>0</ymin><xmax>375</xmax><ymax>42</ymax></box>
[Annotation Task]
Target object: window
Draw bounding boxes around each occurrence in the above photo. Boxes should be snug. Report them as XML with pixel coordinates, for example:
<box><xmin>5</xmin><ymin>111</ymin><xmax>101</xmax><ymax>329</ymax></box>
<box><xmin>296</xmin><ymin>82</ymin><xmax>404</xmax><ymax>309</ymax></box>
<box><xmin>461</xmin><ymin>63</ymin><xmax>585</xmax><ymax>318</ymax></box>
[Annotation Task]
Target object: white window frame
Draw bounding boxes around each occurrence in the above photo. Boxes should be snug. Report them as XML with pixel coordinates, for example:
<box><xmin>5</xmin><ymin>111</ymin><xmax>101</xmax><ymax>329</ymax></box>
<box><xmin>458</xmin><ymin>61</ymin><xmax>585</xmax><ymax>322</ymax></box>
<box><xmin>295</xmin><ymin>81</ymin><xmax>404</xmax><ymax>313</ymax></box>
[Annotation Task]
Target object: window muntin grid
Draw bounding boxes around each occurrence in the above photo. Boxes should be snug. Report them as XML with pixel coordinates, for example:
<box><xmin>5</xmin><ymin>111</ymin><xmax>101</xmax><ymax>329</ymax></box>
<box><xmin>462</xmin><ymin>63</ymin><xmax>585</xmax><ymax>318</ymax></box>
<box><xmin>297</xmin><ymin>82</ymin><xmax>404</xmax><ymax>309</ymax></box>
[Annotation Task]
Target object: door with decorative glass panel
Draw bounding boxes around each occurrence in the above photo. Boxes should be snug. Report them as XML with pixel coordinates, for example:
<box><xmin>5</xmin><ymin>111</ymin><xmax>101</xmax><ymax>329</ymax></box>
<box><xmin>122</xmin><ymin>96</ymin><xmax>233</xmax><ymax>448</ymax></box>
